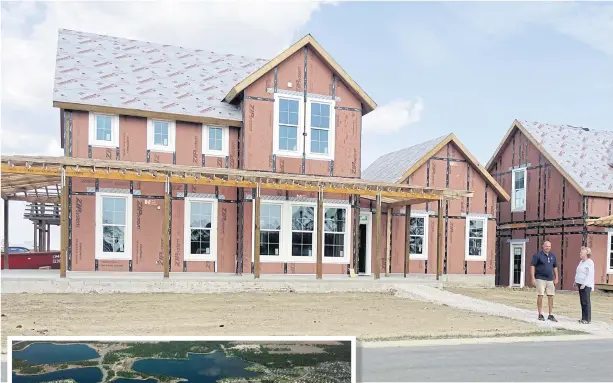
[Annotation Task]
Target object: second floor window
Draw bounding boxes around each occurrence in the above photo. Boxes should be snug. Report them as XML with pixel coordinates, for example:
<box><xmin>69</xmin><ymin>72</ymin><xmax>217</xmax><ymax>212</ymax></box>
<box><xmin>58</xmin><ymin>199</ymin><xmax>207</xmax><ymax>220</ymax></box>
<box><xmin>512</xmin><ymin>168</ymin><xmax>527</xmax><ymax>212</ymax></box>
<box><xmin>310</xmin><ymin>102</ymin><xmax>330</xmax><ymax>154</ymax></box>
<box><xmin>202</xmin><ymin>125</ymin><xmax>229</xmax><ymax>157</ymax></box>
<box><xmin>154</xmin><ymin>121</ymin><xmax>169</xmax><ymax>146</ymax></box>
<box><xmin>147</xmin><ymin>118</ymin><xmax>175</xmax><ymax>152</ymax></box>
<box><xmin>88</xmin><ymin>112</ymin><xmax>119</xmax><ymax>148</ymax></box>
<box><xmin>279</xmin><ymin>98</ymin><xmax>300</xmax><ymax>151</ymax></box>
<box><xmin>209</xmin><ymin>127</ymin><xmax>223</xmax><ymax>151</ymax></box>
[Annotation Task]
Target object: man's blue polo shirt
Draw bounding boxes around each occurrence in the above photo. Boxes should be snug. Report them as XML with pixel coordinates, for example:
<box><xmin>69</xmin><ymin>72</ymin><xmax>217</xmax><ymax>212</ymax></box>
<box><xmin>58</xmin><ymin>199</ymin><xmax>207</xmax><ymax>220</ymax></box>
<box><xmin>531</xmin><ymin>251</ymin><xmax>558</xmax><ymax>281</ymax></box>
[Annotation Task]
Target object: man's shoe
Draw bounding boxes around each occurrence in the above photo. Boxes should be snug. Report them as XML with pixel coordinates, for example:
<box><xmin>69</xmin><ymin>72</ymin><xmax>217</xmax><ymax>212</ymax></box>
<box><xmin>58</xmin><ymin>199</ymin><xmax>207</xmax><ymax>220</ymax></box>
<box><xmin>580</xmin><ymin>320</ymin><xmax>590</xmax><ymax>324</ymax></box>
<box><xmin>548</xmin><ymin>315</ymin><xmax>558</xmax><ymax>322</ymax></box>
<box><xmin>538</xmin><ymin>314</ymin><xmax>545</xmax><ymax>321</ymax></box>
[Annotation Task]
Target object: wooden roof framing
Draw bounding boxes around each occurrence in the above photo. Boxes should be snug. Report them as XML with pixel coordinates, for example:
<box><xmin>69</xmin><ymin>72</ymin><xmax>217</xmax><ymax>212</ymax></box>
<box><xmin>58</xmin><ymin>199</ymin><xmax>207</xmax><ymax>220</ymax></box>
<box><xmin>586</xmin><ymin>215</ymin><xmax>613</xmax><ymax>227</ymax></box>
<box><xmin>1</xmin><ymin>155</ymin><xmax>473</xmax><ymax>204</ymax></box>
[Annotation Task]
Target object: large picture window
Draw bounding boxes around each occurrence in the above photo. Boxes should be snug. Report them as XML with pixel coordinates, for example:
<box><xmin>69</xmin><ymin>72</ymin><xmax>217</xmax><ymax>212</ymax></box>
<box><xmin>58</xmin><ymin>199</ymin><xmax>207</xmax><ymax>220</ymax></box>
<box><xmin>95</xmin><ymin>193</ymin><xmax>132</xmax><ymax>260</ymax></box>
<box><xmin>465</xmin><ymin>216</ymin><xmax>487</xmax><ymax>261</ymax></box>
<box><xmin>184</xmin><ymin>198</ymin><xmax>217</xmax><ymax>261</ymax></box>
<box><xmin>252</xmin><ymin>201</ymin><xmax>350</xmax><ymax>264</ymax></box>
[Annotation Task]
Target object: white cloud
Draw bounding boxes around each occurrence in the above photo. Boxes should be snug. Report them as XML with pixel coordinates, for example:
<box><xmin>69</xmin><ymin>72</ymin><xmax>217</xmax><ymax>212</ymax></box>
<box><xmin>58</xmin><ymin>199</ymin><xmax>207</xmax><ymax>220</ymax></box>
<box><xmin>0</xmin><ymin>1</ymin><xmax>325</xmax><ymax>248</ymax></box>
<box><xmin>362</xmin><ymin>98</ymin><xmax>424</xmax><ymax>134</ymax></box>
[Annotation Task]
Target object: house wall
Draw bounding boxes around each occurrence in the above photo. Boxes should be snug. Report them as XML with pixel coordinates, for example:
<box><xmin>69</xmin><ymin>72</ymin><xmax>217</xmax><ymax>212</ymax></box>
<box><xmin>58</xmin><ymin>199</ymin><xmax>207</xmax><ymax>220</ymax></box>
<box><xmin>242</xmin><ymin>47</ymin><xmax>362</xmax><ymax>178</ymax></box>
<box><xmin>491</xmin><ymin>127</ymin><xmax>613</xmax><ymax>289</ymax></box>
<box><xmin>378</xmin><ymin>141</ymin><xmax>498</xmax><ymax>278</ymax></box>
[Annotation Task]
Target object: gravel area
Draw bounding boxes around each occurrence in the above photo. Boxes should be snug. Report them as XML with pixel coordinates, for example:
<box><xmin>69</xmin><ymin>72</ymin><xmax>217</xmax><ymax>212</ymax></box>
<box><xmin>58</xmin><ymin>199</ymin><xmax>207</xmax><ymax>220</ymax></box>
<box><xmin>1</xmin><ymin>291</ymin><xmax>549</xmax><ymax>355</ymax></box>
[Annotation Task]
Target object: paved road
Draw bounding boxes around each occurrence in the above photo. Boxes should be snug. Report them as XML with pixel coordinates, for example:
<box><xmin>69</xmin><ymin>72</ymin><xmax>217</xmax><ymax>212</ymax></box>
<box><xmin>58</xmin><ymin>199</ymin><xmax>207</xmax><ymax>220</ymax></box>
<box><xmin>359</xmin><ymin>339</ymin><xmax>613</xmax><ymax>382</ymax></box>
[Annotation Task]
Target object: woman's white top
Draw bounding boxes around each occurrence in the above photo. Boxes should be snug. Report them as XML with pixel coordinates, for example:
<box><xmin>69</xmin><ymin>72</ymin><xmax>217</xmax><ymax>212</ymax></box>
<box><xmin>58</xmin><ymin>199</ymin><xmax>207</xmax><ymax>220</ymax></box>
<box><xmin>574</xmin><ymin>258</ymin><xmax>595</xmax><ymax>290</ymax></box>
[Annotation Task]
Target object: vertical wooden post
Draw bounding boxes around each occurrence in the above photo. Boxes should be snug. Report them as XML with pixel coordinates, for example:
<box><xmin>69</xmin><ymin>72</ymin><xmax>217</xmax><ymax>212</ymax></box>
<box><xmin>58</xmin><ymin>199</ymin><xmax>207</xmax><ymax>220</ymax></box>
<box><xmin>354</xmin><ymin>196</ymin><xmax>360</xmax><ymax>275</ymax></box>
<box><xmin>163</xmin><ymin>178</ymin><xmax>170</xmax><ymax>278</ymax></box>
<box><xmin>404</xmin><ymin>205</ymin><xmax>411</xmax><ymax>277</ymax></box>
<box><xmin>46</xmin><ymin>224</ymin><xmax>51</xmax><ymax>251</ymax></box>
<box><xmin>253</xmin><ymin>185</ymin><xmax>261</xmax><ymax>279</ymax></box>
<box><xmin>3</xmin><ymin>199</ymin><xmax>9</xmax><ymax>269</ymax></box>
<box><xmin>60</xmin><ymin>168</ymin><xmax>68</xmax><ymax>278</ymax></box>
<box><xmin>33</xmin><ymin>222</ymin><xmax>38</xmax><ymax>252</ymax></box>
<box><xmin>436</xmin><ymin>198</ymin><xmax>444</xmax><ymax>280</ymax></box>
<box><xmin>385</xmin><ymin>207</ymin><xmax>392</xmax><ymax>277</ymax></box>
<box><xmin>374</xmin><ymin>192</ymin><xmax>382</xmax><ymax>280</ymax></box>
<box><xmin>316</xmin><ymin>188</ymin><xmax>324</xmax><ymax>280</ymax></box>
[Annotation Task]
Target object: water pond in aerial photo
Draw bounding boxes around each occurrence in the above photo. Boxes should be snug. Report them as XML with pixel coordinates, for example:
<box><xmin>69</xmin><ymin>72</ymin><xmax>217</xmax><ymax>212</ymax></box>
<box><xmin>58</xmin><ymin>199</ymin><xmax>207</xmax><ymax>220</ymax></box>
<box><xmin>11</xmin><ymin>339</ymin><xmax>353</xmax><ymax>383</ymax></box>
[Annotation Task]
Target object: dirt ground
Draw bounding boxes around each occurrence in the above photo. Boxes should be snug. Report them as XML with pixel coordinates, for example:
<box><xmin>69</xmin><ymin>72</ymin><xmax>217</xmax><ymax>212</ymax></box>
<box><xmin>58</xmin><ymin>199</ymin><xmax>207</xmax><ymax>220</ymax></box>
<box><xmin>2</xmin><ymin>292</ymin><xmax>552</xmax><ymax>354</ymax></box>
<box><xmin>447</xmin><ymin>287</ymin><xmax>613</xmax><ymax>324</ymax></box>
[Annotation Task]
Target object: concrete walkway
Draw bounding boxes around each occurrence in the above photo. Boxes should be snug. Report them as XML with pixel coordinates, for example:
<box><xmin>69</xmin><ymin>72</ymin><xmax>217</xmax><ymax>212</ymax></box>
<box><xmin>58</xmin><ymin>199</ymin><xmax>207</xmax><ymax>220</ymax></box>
<box><xmin>395</xmin><ymin>284</ymin><xmax>613</xmax><ymax>337</ymax></box>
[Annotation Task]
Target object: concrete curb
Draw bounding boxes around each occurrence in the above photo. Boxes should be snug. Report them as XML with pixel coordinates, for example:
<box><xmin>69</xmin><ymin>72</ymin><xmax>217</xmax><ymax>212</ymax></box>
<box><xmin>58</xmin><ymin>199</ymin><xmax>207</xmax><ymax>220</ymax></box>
<box><xmin>360</xmin><ymin>334</ymin><xmax>613</xmax><ymax>348</ymax></box>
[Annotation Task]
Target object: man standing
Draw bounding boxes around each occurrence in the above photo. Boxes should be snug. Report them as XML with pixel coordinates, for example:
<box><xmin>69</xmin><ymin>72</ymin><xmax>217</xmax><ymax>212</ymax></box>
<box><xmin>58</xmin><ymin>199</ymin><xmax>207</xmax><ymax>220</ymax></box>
<box><xmin>530</xmin><ymin>241</ymin><xmax>558</xmax><ymax>321</ymax></box>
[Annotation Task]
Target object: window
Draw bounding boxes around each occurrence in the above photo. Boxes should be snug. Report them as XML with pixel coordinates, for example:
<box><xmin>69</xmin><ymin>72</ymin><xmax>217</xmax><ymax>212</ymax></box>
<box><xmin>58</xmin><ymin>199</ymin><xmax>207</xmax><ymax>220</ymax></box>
<box><xmin>306</xmin><ymin>99</ymin><xmax>335</xmax><ymax>159</ymax></box>
<box><xmin>88</xmin><ymin>113</ymin><xmax>119</xmax><ymax>147</ymax></box>
<box><xmin>409</xmin><ymin>213</ymin><xmax>429</xmax><ymax>260</ymax></box>
<box><xmin>608</xmin><ymin>232</ymin><xmax>613</xmax><ymax>274</ymax></box>
<box><xmin>273</xmin><ymin>94</ymin><xmax>304</xmax><ymax>157</ymax></box>
<box><xmin>260</xmin><ymin>204</ymin><xmax>282</xmax><ymax>256</ymax></box>
<box><xmin>465</xmin><ymin>216</ymin><xmax>487</xmax><ymax>261</ymax></box>
<box><xmin>292</xmin><ymin>206</ymin><xmax>315</xmax><ymax>257</ymax></box>
<box><xmin>251</xmin><ymin>201</ymin><xmax>351</xmax><ymax>264</ymax></box>
<box><xmin>202</xmin><ymin>125</ymin><xmax>229</xmax><ymax>157</ymax></box>
<box><xmin>95</xmin><ymin>193</ymin><xmax>132</xmax><ymax>260</ymax></box>
<box><xmin>511</xmin><ymin>168</ymin><xmax>526</xmax><ymax>212</ymax></box>
<box><xmin>184</xmin><ymin>198</ymin><xmax>217</xmax><ymax>261</ymax></box>
<box><xmin>147</xmin><ymin>119</ymin><xmax>175</xmax><ymax>152</ymax></box>
<box><xmin>324</xmin><ymin>207</ymin><xmax>347</xmax><ymax>258</ymax></box>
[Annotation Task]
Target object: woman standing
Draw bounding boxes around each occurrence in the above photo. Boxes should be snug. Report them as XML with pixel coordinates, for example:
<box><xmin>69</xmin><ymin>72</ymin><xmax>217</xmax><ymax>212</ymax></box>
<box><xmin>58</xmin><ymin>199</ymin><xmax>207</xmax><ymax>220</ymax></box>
<box><xmin>573</xmin><ymin>247</ymin><xmax>595</xmax><ymax>324</ymax></box>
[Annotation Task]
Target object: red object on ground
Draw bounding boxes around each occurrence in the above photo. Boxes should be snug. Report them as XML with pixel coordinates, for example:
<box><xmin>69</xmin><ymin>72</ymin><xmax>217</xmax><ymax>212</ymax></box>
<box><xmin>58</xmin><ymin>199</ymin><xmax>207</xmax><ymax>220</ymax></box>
<box><xmin>1</xmin><ymin>252</ymin><xmax>60</xmax><ymax>269</ymax></box>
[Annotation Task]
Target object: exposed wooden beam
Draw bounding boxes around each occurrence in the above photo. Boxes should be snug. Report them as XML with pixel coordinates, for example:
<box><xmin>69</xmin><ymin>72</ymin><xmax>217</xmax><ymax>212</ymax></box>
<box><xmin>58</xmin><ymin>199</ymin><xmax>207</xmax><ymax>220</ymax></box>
<box><xmin>253</xmin><ymin>186</ymin><xmax>261</xmax><ymax>279</ymax></box>
<box><xmin>316</xmin><ymin>189</ymin><xmax>324</xmax><ymax>280</ymax></box>
<box><xmin>385</xmin><ymin>207</ymin><xmax>392</xmax><ymax>277</ymax></box>
<box><xmin>404</xmin><ymin>205</ymin><xmax>411</xmax><ymax>277</ymax></box>
<box><xmin>436</xmin><ymin>199</ymin><xmax>444</xmax><ymax>280</ymax></box>
<box><xmin>374</xmin><ymin>193</ymin><xmax>382</xmax><ymax>280</ymax></box>
<box><xmin>3</xmin><ymin>199</ymin><xmax>8</xmax><ymax>270</ymax></box>
<box><xmin>163</xmin><ymin>189</ymin><xmax>170</xmax><ymax>278</ymax></box>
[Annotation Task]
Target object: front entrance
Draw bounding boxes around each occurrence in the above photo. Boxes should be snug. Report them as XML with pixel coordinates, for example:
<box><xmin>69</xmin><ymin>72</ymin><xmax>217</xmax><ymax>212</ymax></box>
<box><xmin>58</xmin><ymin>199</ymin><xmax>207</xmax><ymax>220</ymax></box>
<box><xmin>509</xmin><ymin>242</ymin><xmax>525</xmax><ymax>288</ymax></box>
<box><xmin>357</xmin><ymin>212</ymin><xmax>372</xmax><ymax>275</ymax></box>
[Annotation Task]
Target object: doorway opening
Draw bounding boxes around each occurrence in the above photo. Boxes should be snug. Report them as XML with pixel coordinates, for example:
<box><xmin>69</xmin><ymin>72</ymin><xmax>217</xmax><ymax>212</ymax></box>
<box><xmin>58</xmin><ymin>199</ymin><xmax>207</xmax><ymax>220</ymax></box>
<box><xmin>357</xmin><ymin>212</ymin><xmax>372</xmax><ymax>275</ymax></box>
<box><xmin>509</xmin><ymin>242</ymin><xmax>525</xmax><ymax>288</ymax></box>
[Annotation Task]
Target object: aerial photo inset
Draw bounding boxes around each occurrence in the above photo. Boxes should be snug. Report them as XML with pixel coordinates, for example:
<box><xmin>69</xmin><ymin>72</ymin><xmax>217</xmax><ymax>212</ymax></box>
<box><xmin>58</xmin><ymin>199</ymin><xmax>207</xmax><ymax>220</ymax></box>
<box><xmin>11</xmin><ymin>339</ymin><xmax>353</xmax><ymax>383</ymax></box>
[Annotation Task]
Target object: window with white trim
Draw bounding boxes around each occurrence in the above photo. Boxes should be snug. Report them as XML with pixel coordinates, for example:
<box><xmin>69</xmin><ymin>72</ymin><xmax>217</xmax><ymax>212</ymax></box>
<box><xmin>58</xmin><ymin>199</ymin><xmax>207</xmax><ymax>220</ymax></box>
<box><xmin>147</xmin><ymin>119</ymin><xmax>175</xmax><ymax>152</ymax></box>
<box><xmin>292</xmin><ymin>205</ymin><xmax>315</xmax><ymax>257</ymax></box>
<box><xmin>511</xmin><ymin>168</ymin><xmax>526</xmax><ymax>212</ymax></box>
<box><xmin>95</xmin><ymin>193</ymin><xmax>132</xmax><ymax>260</ymax></box>
<box><xmin>465</xmin><ymin>216</ymin><xmax>487</xmax><ymax>260</ymax></box>
<box><xmin>184</xmin><ymin>198</ymin><xmax>217</xmax><ymax>261</ymax></box>
<box><xmin>252</xmin><ymin>201</ymin><xmax>351</xmax><ymax>264</ymax></box>
<box><xmin>306</xmin><ymin>99</ymin><xmax>335</xmax><ymax>159</ymax></box>
<box><xmin>260</xmin><ymin>203</ymin><xmax>282</xmax><ymax>257</ymax></box>
<box><xmin>608</xmin><ymin>232</ymin><xmax>613</xmax><ymax>274</ymax></box>
<box><xmin>202</xmin><ymin>125</ymin><xmax>229</xmax><ymax>157</ymax></box>
<box><xmin>88</xmin><ymin>112</ymin><xmax>119</xmax><ymax>147</ymax></box>
<box><xmin>273</xmin><ymin>94</ymin><xmax>304</xmax><ymax>157</ymax></box>
<box><xmin>409</xmin><ymin>212</ymin><xmax>429</xmax><ymax>260</ymax></box>
<box><xmin>324</xmin><ymin>207</ymin><xmax>347</xmax><ymax>258</ymax></box>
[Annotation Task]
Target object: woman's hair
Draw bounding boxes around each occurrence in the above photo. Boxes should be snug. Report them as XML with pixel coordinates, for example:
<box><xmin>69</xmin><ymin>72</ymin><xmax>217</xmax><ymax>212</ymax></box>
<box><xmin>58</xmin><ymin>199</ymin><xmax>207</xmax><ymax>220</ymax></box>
<box><xmin>581</xmin><ymin>246</ymin><xmax>592</xmax><ymax>258</ymax></box>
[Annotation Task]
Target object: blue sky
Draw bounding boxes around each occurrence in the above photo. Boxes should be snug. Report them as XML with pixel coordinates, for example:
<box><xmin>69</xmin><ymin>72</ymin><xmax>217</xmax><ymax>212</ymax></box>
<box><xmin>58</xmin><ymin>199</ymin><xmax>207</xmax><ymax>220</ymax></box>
<box><xmin>299</xmin><ymin>1</ymin><xmax>613</xmax><ymax>167</ymax></box>
<box><xmin>1</xmin><ymin>1</ymin><xmax>612</xmax><ymax>248</ymax></box>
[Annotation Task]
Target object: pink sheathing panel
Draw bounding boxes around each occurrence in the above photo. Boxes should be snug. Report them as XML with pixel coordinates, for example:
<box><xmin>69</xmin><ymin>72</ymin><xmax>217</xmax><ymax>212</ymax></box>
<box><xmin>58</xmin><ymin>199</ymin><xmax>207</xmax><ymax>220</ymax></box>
<box><xmin>276</xmin><ymin>50</ymin><xmax>305</xmax><ymax>92</ymax></box>
<box><xmin>71</xmin><ymin>111</ymin><xmax>89</xmax><ymax>158</ymax></box>
<box><xmin>217</xmin><ymin>202</ymin><xmax>237</xmax><ymax>273</ymax></box>
<box><xmin>446</xmin><ymin>219</ymin><xmax>465</xmax><ymax>274</ymax></box>
<box><xmin>175</xmin><ymin>121</ymin><xmax>202</xmax><ymax>166</ymax></box>
<box><xmin>71</xmin><ymin>195</ymin><xmax>95</xmax><ymax>271</ymax></box>
<box><xmin>243</xmin><ymin>99</ymin><xmax>274</xmax><ymax>171</ymax></box>
<box><xmin>98</xmin><ymin>260</ymin><xmax>129</xmax><ymax>271</ymax></box>
<box><xmin>171</xmin><ymin>199</ymin><xmax>185</xmax><ymax>271</ymax></box>
<box><xmin>132</xmin><ymin>198</ymin><xmax>164</xmax><ymax>272</ymax></box>
<box><xmin>119</xmin><ymin>116</ymin><xmax>147</xmax><ymax>163</ymax></box>
<box><xmin>334</xmin><ymin>109</ymin><xmax>361</xmax><ymax>178</ymax></box>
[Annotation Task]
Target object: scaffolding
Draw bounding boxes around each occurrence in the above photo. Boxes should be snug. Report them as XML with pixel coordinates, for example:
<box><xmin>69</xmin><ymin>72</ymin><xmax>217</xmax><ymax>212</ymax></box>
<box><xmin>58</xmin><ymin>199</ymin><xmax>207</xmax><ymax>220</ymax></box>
<box><xmin>1</xmin><ymin>155</ymin><xmax>473</xmax><ymax>279</ymax></box>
